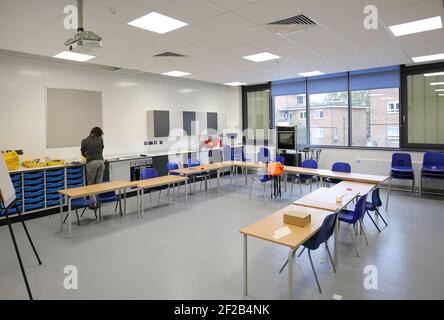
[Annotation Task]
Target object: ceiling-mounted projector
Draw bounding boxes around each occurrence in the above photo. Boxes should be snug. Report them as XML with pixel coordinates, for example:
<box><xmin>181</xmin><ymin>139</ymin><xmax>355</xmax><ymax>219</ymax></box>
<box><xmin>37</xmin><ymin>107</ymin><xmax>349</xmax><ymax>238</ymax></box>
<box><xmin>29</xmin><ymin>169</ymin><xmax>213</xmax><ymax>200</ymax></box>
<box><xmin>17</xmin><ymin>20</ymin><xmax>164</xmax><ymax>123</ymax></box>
<box><xmin>64</xmin><ymin>0</ymin><xmax>102</xmax><ymax>53</ymax></box>
<box><xmin>64</xmin><ymin>30</ymin><xmax>102</xmax><ymax>53</ymax></box>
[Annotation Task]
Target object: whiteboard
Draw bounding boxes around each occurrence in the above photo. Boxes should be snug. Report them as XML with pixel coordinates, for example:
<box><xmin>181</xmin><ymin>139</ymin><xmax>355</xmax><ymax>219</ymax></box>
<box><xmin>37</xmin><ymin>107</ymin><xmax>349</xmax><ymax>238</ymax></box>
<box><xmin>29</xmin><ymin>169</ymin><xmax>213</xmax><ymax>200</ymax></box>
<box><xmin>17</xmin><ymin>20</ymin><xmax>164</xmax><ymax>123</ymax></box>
<box><xmin>0</xmin><ymin>158</ymin><xmax>16</xmax><ymax>208</ymax></box>
<box><xmin>46</xmin><ymin>88</ymin><xmax>102</xmax><ymax>148</ymax></box>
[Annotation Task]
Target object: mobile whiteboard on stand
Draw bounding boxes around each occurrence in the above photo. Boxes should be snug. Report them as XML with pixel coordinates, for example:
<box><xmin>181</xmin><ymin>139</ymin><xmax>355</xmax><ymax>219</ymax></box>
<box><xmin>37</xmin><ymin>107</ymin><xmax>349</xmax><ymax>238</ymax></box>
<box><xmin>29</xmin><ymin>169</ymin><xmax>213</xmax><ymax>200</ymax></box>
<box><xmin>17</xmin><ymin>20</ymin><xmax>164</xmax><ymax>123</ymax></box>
<box><xmin>0</xmin><ymin>158</ymin><xmax>42</xmax><ymax>300</ymax></box>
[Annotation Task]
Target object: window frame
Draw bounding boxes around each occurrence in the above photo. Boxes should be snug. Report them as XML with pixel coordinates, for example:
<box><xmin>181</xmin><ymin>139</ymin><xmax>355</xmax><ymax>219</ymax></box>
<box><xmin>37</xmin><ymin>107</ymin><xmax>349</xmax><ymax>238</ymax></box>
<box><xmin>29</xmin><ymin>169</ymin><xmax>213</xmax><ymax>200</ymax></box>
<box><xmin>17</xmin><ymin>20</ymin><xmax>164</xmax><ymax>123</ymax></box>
<box><xmin>312</xmin><ymin>128</ymin><xmax>325</xmax><ymax>139</ymax></box>
<box><xmin>387</xmin><ymin>101</ymin><xmax>400</xmax><ymax>113</ymax></box>
<box><xmin>313</xmin><ymin>110</ymin><xmax>324</xmax><ymax>119</ymax></box>
<box><xmin>400</xmin><ymin>62</ymin><xmax>444</xmax><ymax>150</ymax></box>
<box><xmin>387</xmin><ymin>127</ymin><xmax>399</xmax><ymax>140</ymax></box>
<box><xmin>299</xmin><ymin>110</ymin><xmax>306</xmax><ymax>120</ymax></box>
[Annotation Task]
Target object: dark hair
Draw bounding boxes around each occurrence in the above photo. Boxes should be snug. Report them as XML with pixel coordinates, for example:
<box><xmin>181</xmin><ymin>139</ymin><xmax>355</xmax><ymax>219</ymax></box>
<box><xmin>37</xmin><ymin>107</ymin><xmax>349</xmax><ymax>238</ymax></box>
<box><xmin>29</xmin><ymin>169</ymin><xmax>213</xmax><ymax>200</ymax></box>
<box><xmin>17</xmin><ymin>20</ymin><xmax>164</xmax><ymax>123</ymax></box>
<box><xmin>90</xmin><ymin>127</ymin><xmax>103</xmax><ymax>137</ymax></box>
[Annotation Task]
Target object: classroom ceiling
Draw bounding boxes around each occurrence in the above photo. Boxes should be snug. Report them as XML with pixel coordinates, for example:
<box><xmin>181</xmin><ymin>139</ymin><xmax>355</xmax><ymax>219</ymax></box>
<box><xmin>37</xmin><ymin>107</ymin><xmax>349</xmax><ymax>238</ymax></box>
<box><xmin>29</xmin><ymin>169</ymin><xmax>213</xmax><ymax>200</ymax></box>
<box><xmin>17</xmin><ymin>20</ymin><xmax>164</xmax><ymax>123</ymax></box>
<box><xmin>0</xmin><ymin>0</ymin><xmax>443</xmax><ymax>85</ymax></box>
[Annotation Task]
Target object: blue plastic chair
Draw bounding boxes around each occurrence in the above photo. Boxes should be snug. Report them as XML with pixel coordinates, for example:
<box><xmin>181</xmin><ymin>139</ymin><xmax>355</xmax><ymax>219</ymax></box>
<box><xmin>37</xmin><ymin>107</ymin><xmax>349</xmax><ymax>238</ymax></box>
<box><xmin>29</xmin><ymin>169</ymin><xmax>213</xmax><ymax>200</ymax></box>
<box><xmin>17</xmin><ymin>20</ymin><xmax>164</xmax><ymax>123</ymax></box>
<box><xmin>186</xmin><ymin>158</ymin><xmax>210</xmax><ymax>192</ymax></box>
<box><xmin>276</xmin><ymin>155</ymin><xmax>285</xmax><ymax>165</ymax></box>
<box><xmin>249</xmin><ymin>171</ymin><xmax>271</xmax><ymax>200</ymax></box>
<box><xmin>420</xmin><ymin>152</ymin><xmax>444</xmax><ymax>198</ymax></box>
<box><xmin>338</xmin><ymin>194</ymin><xmax>368</xmax><ymax>257</ymax></box>
<box><xmin>279</xmin><ymin>212</ymin><xmax>338</xmax><ymax>293</ymax></box>
<box><xmin>386</xmin><ymin>153</ymin><xmax>415</xmax><ymax>209</ymax></box>
<box><xmin>325</xmin><ymin>162</ymin><xmax>351</xmax><ymax>185</ymax></box>
<box><xmin>291</xmin><ymin>159</ymin><xmax>319</xmax><ymax>195</ymax></box>
<box><xmin>167</xmin><ymin>162</ymin><xmax>184</xmax><ymax>195</ymax></box>
<box><xmin>258</xmin><ymin>147</ymin><xmax>270</xmax><ymax>163</ymax></box>
<box><xmin>141</xmin><ymin>168</ymin><xmax>166</xmax><ymax>211</ymax></box>
<box><xmin>365</xmin><ymin>188</ymin><xmax>387</xmax><ymax>233</ymax></box>
<box><xmin>95</xmin><ymin>191</ymin><xmax>122</xmax><ymax>219</ymax></box>
<box><xmin>63</xmin><ymin>198</ymin><xmax>96</xmax><ymax>226</ymax></box>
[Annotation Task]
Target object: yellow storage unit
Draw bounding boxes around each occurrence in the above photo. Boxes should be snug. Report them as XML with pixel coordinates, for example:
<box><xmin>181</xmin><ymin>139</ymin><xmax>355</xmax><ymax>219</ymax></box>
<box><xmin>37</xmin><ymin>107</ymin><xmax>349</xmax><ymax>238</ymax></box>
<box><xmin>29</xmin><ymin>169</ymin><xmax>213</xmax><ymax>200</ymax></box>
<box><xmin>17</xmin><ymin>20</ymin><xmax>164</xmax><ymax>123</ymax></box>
<box><xmin>2</xmin><ymin>151</ymin><xmax>19</xmax><ymax>171</ymax></box>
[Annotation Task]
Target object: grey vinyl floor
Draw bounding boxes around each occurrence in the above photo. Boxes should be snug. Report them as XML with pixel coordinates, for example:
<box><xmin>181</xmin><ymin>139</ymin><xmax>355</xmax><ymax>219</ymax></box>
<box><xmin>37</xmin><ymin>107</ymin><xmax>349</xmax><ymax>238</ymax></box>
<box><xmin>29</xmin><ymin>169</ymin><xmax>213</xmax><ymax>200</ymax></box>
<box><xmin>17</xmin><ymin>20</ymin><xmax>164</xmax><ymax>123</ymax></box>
<box><xmin>1</xmin><ymin>174</ymin><xmax>443</xmax><ymax>300</ymax></box>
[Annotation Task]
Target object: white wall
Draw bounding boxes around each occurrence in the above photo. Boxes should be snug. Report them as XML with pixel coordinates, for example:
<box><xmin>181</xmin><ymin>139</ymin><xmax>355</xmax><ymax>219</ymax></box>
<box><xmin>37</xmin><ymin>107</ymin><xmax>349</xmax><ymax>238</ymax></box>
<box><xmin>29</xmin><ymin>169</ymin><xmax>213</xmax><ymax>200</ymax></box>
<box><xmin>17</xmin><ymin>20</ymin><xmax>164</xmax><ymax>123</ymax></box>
<box><xmin>0</xmin><ymin>53</ymin><xmax>241</xmax><ymax>160</ymax></box>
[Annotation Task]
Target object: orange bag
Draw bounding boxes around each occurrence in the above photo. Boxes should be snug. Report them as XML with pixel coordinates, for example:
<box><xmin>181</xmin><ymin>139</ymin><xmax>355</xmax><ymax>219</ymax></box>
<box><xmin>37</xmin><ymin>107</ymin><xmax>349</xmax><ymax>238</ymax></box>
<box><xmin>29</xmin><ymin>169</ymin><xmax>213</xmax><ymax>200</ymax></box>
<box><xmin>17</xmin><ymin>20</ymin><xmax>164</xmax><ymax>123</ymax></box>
<box><xmin>266</xmin><ymin>162</ymin><xmax>285</xmax><ymax>176</ymax></box>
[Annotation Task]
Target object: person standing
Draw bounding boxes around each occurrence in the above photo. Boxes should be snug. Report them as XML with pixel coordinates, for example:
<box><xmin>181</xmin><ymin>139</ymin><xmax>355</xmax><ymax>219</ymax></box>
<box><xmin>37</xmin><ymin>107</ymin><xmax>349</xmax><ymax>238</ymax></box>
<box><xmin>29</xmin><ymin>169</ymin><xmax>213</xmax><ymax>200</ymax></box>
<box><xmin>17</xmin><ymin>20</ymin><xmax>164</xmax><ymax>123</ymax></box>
<box><xmin>81</xmin><ymin>127</ymin><xmax>105</xmax><ymax>205</ymax></box>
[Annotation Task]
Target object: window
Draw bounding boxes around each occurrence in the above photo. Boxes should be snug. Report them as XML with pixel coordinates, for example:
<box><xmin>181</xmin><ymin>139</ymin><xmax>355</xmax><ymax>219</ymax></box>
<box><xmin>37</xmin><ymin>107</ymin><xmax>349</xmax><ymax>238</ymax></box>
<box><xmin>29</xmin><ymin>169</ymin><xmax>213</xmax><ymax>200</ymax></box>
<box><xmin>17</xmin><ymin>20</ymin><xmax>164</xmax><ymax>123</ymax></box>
<box><xmin>309</xmin><ymin>91</ymin><xmax>349</xmax><ymax>146</ymax></box>
<box><xmin>273</xmin><ymin>93</ymin><xmax>307</xmax><ymax>145</ymax></box>
<box><xmin>312</xmin><ymin>128</ymin><xmax>324</xmax><ymax>139</ymax></box>
<box><xmin>387</xmin><ymin>102</ymin><xmax>399</xmax><ymax>113</ymax></box>
<box><xmin>268</xmin><ymin>66</ymin><xmax>401</xmax><ymax>149</ymax></box>
<box><xmin>314</xmin><ymin>110</ymin><xmax>324</xmax><ymax>119</ymax></box>
<box><xmin>244</xmin><ymin>85</ymin><xmax>271</xmax><ymax>144</ymax></box>
<box><xmin>351</xmin><ymin>88</ymin><xmax>400</xmax><ymax>148</ymax></box>
<box><xmin>387</xmin><ymin>127</ymin><xmax>399</xmax><ymax>140</ymax></box>
<box><xmin>403</xmin><ymin>67</ymin><xmax>444</xmax><ymax>148</ymax></box>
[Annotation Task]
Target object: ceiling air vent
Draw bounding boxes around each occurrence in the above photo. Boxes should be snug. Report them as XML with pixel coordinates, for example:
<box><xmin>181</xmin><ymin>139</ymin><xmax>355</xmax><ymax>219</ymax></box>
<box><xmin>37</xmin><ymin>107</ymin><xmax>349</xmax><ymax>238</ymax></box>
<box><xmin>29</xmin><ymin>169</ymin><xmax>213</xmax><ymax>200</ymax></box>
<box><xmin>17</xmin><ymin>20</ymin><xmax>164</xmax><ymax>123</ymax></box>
<box><xmin>113</xmin><ymin>68</ymin><xmax>146</xmax><ymax>75</ymax></box>
<box><xmin>154</xmin><ymin>51</ymin><xmax>186</xmax><ymax>57</ymax></box>
<box><xmin>266</xmin><ymin>14</ymin><xmax>318</xmax><ymax>35</ymax></box>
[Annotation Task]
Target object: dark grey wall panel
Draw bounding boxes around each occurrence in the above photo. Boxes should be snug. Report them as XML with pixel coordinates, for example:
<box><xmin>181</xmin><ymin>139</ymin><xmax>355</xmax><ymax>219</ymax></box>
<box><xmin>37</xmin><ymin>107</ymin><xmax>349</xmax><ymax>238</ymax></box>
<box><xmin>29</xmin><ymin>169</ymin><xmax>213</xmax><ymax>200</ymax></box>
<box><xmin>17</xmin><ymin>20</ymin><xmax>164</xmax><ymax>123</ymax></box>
<box><xmin>207</xmin><ymin>112</ymin><xmax>218</xmax><ymax>131</ymax></box>
<box><xmin>183</xmin><ymin>111</ymin><xmax>196</xmax><ymax>136</ymax></box>
<box><xmin>154</xmin><ymin>110</ymin><xmax>170</xmax><ymax>137</ymax></box>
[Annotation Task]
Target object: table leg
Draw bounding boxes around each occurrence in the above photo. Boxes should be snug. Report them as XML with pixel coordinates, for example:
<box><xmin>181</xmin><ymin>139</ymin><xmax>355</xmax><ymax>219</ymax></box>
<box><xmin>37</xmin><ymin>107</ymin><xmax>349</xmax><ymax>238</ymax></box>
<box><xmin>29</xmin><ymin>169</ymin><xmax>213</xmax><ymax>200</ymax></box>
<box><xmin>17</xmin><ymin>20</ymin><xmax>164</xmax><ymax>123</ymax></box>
<box><xmin>59</xmin><ymin>194</ymin><xmax>63</xmax><ymax>231</ymax></box>
<box><xmin>124</xmin><ymin>188</ymin><xmax>127</xmax><ymax>214</ymax></box>
<box><xmin>334</xmin><ymin>214</ymin><xmax>339</xmax><ymax>267</ymax></box>
<box><xmin>217</xmin><ymin>169</ymin><xmax>220</xmax><ymax>193</ymax></box>
<box><xmin>288</xmin><ymin>248</ymin><xmax>295</xmax><ymax>300</ymax></box>
<box><xmin>141</xmin><ymin>188</ymin><xmax>145</xmax><ymax>218</ymax></box>
<box><xmin>244</xmin><ymin>166</ymin><xmax>248</xmax><ymax>186</ymax></box>
<box><xmin>243</xmin><ymin>234</ymin><xmax>248</xmax><ymax>296</ymax></box>
<box><xmin>68</xmin><ymin>198</ymin><xmax>72</xmax><ymax>238</ymax></box>
<box><xmin>320</xmin><ymin>176</ymin><xmax>324</xmax><ymax>187</ymax></box>
<box><xmin>185</xmin><ymin>178</ymin><xmax>188</xmax><ymax>206</ymax></box>
<box><xmin>284</xmin><ymin>172</ymin><xmax>287</xmax><ymax>193</ymax></box>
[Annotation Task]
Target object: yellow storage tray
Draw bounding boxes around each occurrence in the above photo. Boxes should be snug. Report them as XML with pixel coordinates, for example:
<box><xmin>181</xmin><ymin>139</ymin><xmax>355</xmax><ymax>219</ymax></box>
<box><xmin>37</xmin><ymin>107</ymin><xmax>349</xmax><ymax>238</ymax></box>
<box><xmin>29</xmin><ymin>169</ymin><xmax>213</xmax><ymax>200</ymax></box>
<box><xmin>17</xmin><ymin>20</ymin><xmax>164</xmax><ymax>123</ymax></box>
<box><xmin>23</xmin><ymin>160</ymin><xmax>48</xmax><ymax>168</ymax></box>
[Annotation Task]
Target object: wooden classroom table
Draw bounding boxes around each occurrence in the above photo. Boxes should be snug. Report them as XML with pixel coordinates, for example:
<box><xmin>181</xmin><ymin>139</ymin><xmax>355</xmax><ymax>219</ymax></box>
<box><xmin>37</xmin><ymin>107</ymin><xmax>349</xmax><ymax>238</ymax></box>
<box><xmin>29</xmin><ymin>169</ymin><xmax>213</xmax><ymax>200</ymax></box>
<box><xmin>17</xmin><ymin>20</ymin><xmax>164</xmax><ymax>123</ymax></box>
<box><xmin>330</xmin><ymin>180</ymin><xmax>377</xmax><ymax>197</ymax></box>
<box><xmin>169</xmin><ymin>162</ymin><xmax>234</xmax><ymax>192</ymax></box>
<box><xmin>58</xmin><ymin>180</ymin><xmax>137</xmax><ymax>238</ymax></box>
<box><xmin>294</xmin><ymin>187</ymin><xmax>361</xmax><ymax>267</ymax></box>
<box><xmin>135</xmin><ymin>175</ymin><xmax>188</xmax><ymax>218</ymax></box>
<box><xmin>240</xmin><ymin>204</ymin><xmax>333</xmax><ymax>299</ymax></box>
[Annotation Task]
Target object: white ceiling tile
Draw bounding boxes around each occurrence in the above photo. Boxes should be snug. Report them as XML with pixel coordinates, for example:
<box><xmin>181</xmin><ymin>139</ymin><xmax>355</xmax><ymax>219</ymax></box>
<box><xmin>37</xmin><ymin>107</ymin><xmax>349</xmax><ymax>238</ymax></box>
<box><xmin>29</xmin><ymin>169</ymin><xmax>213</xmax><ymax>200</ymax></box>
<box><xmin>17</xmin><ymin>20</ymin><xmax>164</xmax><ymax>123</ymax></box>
<box><xmin>228</xmin><ymin>26</ymin><xmax>276</xmax><ymax>44</ymax></box>
<box><xmin>234</xmin><ymin>0</ymin><xmax>310</xmax><ymax>24</ymax></box>
<box><xmin>156</xmin><ymin>0</ymin><xmax>226</xmax><ymax>23</ymax></box>
<box><xmin>127</xmin><ymin>0</ymin><xmax>176</xmax><ymax>9</ymax></box>
<box><xmin>208</xmin><ymin>0</ymin><xmax>261</xmax><ymax>10</ymax></box>
<box><xmin>196</xmin><ymin>12</ymin><xmax>256</xmax><ymax>34</ymax></box>
<box><xmin>160</xmin><ymin>25</ymin><xmax>219</xmax><ymax>45</ymax></box>
<box><xmin>198</xmin><ymin>35</ymin><xmax>244</xmax><ymax>50</ymax></box>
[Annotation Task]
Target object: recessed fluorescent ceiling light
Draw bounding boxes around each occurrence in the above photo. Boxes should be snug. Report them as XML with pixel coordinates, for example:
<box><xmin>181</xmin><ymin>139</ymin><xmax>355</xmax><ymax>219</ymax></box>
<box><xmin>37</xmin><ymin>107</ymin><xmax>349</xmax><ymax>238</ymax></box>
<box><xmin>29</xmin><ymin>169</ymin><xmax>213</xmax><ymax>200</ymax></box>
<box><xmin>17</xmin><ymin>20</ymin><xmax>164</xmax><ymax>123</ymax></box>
<box><xmin>224</xmin><ymin>82</ymin><xmax>246</xmax><ymax>86</ymax></box>
<box><xmin>242</xmin><ymin>52</ymin><xmax>280</xmax><ymax>62</ymax></box>
<box><xmin>435</xmin><ymin>89</ymin><xmax>444</xmax><ymax>92</ymax></box>
<box><xmin>298</xmin><ymin>71</ymin><xmax>325</xmax><ymax>77</ymax></box>
<box><xmin>128</xmin><ymin>12</ymin><xmax>188</xmax><ymax>34</ymax></box>
<box><xmin>389</xmin><ymin>16</ymin><xmax>442</xmax><ymax>36</ymax></box>
<box><xmin>424</xmin><ymin>71</ymin><xmax>444</xmax><ymax>77</ymax></box>
<box><xmin>53</xmin><ymin>51</ymin><xmax>95</xmax><ymax>62</ymax></box>
<box><xmin>412</xmin><ymin>53</ymin><xmax>444</xmax><ymax>63</ymax></box>
<box><xmin>431</xmin><ymin>82</ymin><xmax>444</xmax><ymax>86</ymax></box>
<box><xmin>439</xmin><ymin>94</ymin><xmax>444</xmax><ymax>96</ymax></box>
<box><xmin>161</xmin><ymin>71</ymin><xmax>190</xmax><ymax>77</ymax></box>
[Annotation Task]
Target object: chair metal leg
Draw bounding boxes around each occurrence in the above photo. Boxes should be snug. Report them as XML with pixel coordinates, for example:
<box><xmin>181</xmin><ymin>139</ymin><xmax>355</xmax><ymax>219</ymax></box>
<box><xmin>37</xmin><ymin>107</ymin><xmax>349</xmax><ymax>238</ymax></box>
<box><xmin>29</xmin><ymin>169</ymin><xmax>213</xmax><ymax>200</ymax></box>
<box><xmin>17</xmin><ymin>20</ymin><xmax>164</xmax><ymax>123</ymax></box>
<box><xmin>80</xmin><ymin>207</ymin><xmax>87</xmax><ymax>217</ymax></box>
<box><xmin>375</xmin><ymin>208</ymin><xmax>388</xmax><ymax>226</ymax></box>
<box><xmin>278</xmin><ymin>248</ymin><xmax>297</xmax><ymax>274</ymax></box>
<box><xmin>297</xmin><ymin>246</ymin><xmax>306</xmax><ymax>257</ymax></box>
<box><xmin>298</xmin><ymin>179</ymin><xmax>302</xmax><ymax>194</ymax></box>
<box><xmin>385</xmin><ymin>176</ymin><xmax>391</xmax><ymax>211</ymax></box>
<box><xmin>249</xmin><ymin>178</ymin><xmax>255</xmax><ymax>200</ymax></box>
<box><xmin>98</xmin><ymin>206</ymin><xmax>102</xmax><ymax>221</ymax></box>
<box><xmin>412</xmin><ymin>176</ymin><xmax>415</xmax><ymax>196</ymax></box>
<box><xmin>325</xmin><ymin>242</ymin><xmax>336</xmax><ymax>273</ymax></box>
<box><xmin>360</xmin><ymin>219</ymin><xmax>369</xmax><ymax>246</ymax></box>
<box><xmin>346</xmin><ymin>227</ymin><xmax>359</xmax><ymax>257</ymax></box>
<box><xmin>75</xmin><ymin>210</ymin><xmax>80</xmax><ymax>226</ymax></box>
<box><xmin>307</xmin><ymin>249</ymin><xmax>322</xmax><ymax>293</ymax></box>
<box><xmin>114</xmin><ymin>201</ymin><xmax>118</xmax><ymax>213</ymax></box>
<box><xmin>150</xmin><ymin>192</ymin><xmax>153</xmax><ymax>211</ymax></box>
<box><xmin>366</xmin><ymin>210</ymin><xmax>381</xmax><ymax>233</ymax></box>
<box><xmin>309</xmin><ymin>180</ymin><xmax>313</xmax><ymax>192</ymax></box>
<box><xmin>263</xmin><ymin>181</ymin><xmax>267</xmax><ymax>199</ymax></box>
<box><xmin>158</xmin><ymin>189</ymin><xmax>161</xmax><ymax>206</ymax></box>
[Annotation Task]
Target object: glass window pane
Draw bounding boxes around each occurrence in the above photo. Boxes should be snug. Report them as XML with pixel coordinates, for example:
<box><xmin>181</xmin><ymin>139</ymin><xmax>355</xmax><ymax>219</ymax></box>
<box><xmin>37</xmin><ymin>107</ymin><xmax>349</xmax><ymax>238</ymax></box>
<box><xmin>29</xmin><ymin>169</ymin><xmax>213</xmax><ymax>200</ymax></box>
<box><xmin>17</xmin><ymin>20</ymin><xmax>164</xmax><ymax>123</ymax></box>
<box><xmin>309</xmin><ymin>91</ymin><xmax>348</xmax><ymax>146</ymax></box>
<box><xmin>247</xmin><ymin>89</ymin><xmax>270</xmax><ymax>141</ymax></box>
<box><xmin>407</xmin><ymin>73</ymin><xmax>444</xmax><ymax>145</ymax></box>
<box><xmin>274</xmin><ymin>94</ymin><xmax>307</xmax><ymax>146</ymax></box>
<box><xmin>351</xmin><ymin>88</ymin><xmax>400</xmax><ymax>148</ymax></box>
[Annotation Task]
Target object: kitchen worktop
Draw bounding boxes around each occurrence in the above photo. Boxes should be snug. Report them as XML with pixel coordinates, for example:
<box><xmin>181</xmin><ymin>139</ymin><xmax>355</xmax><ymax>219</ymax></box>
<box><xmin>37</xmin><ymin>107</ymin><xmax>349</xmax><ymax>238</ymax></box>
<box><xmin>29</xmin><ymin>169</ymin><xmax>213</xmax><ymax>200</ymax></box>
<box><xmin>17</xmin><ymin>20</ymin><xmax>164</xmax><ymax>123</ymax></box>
<box><xmin>8</xmin><ymin>147</ymin><xmax>228</xmax><ymax>173</ymax></box>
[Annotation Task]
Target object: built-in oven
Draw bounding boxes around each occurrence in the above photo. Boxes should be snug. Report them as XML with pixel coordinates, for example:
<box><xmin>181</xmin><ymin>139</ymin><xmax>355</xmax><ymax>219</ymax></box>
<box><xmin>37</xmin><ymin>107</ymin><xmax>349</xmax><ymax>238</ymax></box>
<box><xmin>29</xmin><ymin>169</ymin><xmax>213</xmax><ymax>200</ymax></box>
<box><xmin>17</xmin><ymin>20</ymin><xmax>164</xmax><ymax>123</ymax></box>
<box><xmin>130</xmin><ymin>158</ymin><xmax>153</xmax><ymax>181</ymax></box>
<box><xmin>277</xmin><ymin>126</ymin><xmax>297</xmax><ymax>150</ymax></box>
